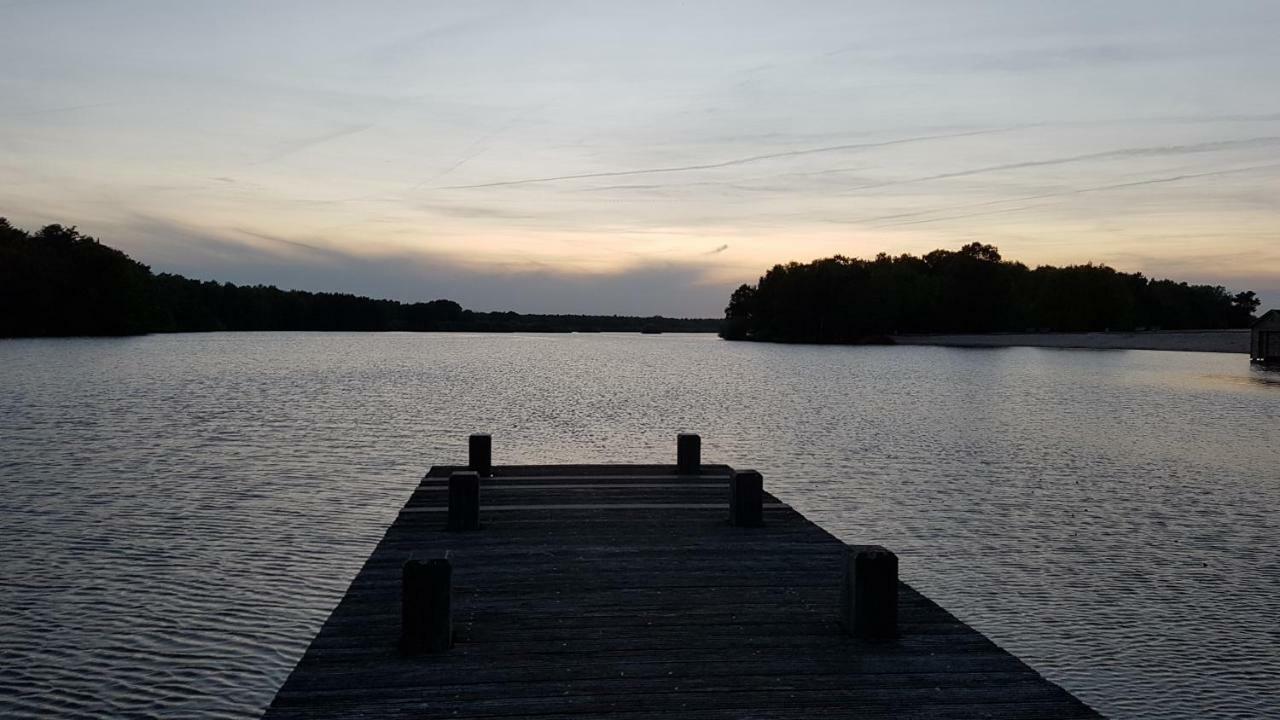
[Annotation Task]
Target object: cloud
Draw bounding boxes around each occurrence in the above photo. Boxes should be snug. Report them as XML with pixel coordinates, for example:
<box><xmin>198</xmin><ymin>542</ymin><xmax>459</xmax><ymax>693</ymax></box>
<box><xmin>417</xmin><ymin>203</ymin><xmax>540</xmax><ymax>221</ymax></box>
<box><xmin>1101</xmin><ymin>250</ymin><xmax>1280</xmax><ymax>310</ymax></box>
<box><xmin>99</xmin><ymin>216</ymin><xmax>736</xmax><ymax>316</ymax></box>
<box><xmin>435</xmin><ymin>127</ymin><xmax>1016</xmax><ymax>190</ymax></box>
<box><xmin>248</xmin><ymin>123</ymin><xmax>375</xmax><ymax>166</ymax></box>
<box><xmin>229</xmin><ymin>227</ymin><xmax>342</xmax><ymax>257</ymax></box>
<box><xmin>783</xmin><ymin>136</ymin><xmax>1280</xmax><ymax>198</ymax></box>
<box><xmin>827</xmin><ymin>161</ymin><xmax>1280</xmax><ymax>228</ymax></box>
<box><xmin>879</xmin><ymin>136</ymin><xmax>1280</xmax><ymax>188</ymax></box>
<box><xmin>527</xmin><ymin>134</ymin><xmax>1280</xmax><ymax>201</ymax></box>
<box><xmin>0</xmin><ymin>101</ymin><xmax>118</xmax><ymax>118</ymax></box>
<box><xmin>706</xmin><ymin>244</ymin><xmax>729</xmax><ymax>254</ymax></box>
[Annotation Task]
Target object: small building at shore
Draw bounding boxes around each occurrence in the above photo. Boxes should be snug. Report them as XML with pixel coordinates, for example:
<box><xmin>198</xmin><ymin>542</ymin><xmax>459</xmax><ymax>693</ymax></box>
<box><xmin>1251</xmin><ymin>309</ymin><xmax>1280</xmax><ymax>364</ymax></box>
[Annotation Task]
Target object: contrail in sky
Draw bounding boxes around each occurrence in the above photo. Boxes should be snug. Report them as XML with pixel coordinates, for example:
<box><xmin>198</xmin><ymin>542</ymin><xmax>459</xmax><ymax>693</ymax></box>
<box><xmin>861</xmin><ymin>162</ymin><xmax>1280</xmax><ymax>229</ymax></box>
<box><xmin>839</xmin><ymin>136</ymin><xmax>1280</xmax><ymax>193</ymax></box>
<box><xmin>250</xmin><ymin>124</ymin><xmax>374</xmax><ymax>166</ymax></box>
<box><xmin>433</xmin><ymin>127</ymin><xmax>1018</xmax><ymax>190</ymax></box>
<box><xmin>556</xmin><ymin>136</ymin><xmax>1280</xmax><ymax>197</ymax></box>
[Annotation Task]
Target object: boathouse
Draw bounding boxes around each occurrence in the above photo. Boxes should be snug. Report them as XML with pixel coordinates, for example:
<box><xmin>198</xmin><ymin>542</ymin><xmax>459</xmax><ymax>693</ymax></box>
<box><xmin>1251</xmin><ymin>309</ymin><xmax>1280</xmax><ymax>364</ymax></box>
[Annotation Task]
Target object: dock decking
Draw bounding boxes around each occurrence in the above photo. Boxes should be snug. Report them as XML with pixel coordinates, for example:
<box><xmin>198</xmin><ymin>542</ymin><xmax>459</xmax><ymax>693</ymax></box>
<box><xmin>263</xmin><ymin>449</ymin><xmax>1099</xmax><ymax>719</ymax></box>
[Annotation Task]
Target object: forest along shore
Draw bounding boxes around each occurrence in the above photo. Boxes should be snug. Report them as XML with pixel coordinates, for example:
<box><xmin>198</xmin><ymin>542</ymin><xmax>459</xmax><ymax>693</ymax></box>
<box><xmin>891</xmin><ymin>329</ymin><xmax>1248</xmax><ymax>353</ymax></box>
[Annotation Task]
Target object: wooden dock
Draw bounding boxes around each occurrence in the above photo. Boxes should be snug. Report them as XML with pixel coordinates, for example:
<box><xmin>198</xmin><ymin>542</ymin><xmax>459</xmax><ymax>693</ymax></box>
<box><xmin>263</xmin><ymin>436</ymin><xmax>1100</xmax><ymax>719</ymax></box>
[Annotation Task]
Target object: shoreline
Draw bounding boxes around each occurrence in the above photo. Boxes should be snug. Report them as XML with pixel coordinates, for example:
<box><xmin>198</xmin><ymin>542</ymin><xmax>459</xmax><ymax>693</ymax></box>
<box><xmin>891</xmin><ymin>329</ymin><xmax>1248</xmax><ymax>353</ymax></box>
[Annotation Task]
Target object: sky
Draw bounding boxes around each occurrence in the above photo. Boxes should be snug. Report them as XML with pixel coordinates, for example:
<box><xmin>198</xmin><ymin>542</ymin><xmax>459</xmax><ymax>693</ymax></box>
<box><xmin>2</xmin><ymin>1</ymin><xmax>1279</xmax><ymax>316</ymax></box>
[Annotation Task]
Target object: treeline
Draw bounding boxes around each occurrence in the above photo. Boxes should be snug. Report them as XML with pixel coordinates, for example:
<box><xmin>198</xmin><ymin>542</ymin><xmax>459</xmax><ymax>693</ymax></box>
<box><xmin>0</xmin><ymin>219</ymin><xmax>719</xmax><ymax>337</ymax></box>
<box><xmin>722</xmin><ymin>243</ymin><xmax>1260</xmax><ymax>343</ymax></box>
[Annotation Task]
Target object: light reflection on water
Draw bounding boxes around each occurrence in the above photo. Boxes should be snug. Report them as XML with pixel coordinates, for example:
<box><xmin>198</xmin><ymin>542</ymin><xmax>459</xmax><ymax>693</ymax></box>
<box><xmin>0</xmin><ymin>333</ymin><xmax>1277</xmax><ymax>719</ymax></box>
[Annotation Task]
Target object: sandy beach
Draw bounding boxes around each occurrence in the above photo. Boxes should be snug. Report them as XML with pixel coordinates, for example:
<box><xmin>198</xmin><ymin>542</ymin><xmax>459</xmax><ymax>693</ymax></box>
<box><xmin>891</xmin><ymin>329</ymin><xmax>1248</xmax><ymax>353</ymax></box>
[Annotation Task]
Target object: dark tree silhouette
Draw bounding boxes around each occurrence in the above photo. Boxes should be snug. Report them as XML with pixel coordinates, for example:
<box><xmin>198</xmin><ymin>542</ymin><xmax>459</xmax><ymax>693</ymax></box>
<box><xmin>723</xmin><ymin>244</ymin><xmax>1258</xmax><ymax>343</ymax></box>
<box><xmin>0</xmin><ymin>219</ymin><xmax>720</xmax><ymax>337</ymax></box>
<box><xmin>0</xmin><ymin>220</ymin><xmax>155</xmax><ymax>336</ymax></box>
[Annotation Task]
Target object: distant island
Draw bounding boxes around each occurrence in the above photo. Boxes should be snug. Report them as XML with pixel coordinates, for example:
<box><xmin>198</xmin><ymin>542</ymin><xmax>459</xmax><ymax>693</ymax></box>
<box><xmin>721</xmin><ymin>243</ymin><xmax>1260</xmax><ymax>343</ymax></box>
<box><xmin>0</xmin><ymin>219</ymin><xmax>720</xmax><ymax>338</ymax></box>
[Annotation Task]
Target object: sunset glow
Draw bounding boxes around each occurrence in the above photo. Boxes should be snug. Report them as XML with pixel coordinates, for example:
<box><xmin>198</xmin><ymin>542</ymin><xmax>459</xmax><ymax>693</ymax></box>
<box><xmin>3</xmin><ymin>1</ymin><xmax>1278</xmax><ymax>314</ymax></box>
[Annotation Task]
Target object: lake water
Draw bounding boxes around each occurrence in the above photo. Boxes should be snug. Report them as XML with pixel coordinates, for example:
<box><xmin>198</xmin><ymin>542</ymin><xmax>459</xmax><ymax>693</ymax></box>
<box><xmin>1</xmin><ymin>332</ymin><xmax>1277</xmax><ymax>719</ymax></box>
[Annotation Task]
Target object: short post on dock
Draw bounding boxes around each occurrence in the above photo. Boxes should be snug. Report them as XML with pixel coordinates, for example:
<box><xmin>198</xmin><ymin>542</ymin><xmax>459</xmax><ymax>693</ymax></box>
<box><xmin>677</xmin><ymin>433</ymin><xmax>701</xmax><ymax>473</ymax></box>
<box><xmin>447</xmin><ymin>471</ymin><xmax>481</xmax><ymax>531</ymax></box>
<box><xmin>468</xmin><ymin>433</ymin><xmax>492</xmax><ymax>476</ymax></box>
<box><xmin>840</xmin><ymin>544</ymin><xmax>898</xmax><ymax>640</ymax></box>
<box><xmin>729</xmin><ymin>469</ymin><xmax>764</xmax><ymax>527</ymax></box>
<box><xmin>400</xmin><ymin>557</ymin><xmax>452</xmax><ymax>654</ymax></box>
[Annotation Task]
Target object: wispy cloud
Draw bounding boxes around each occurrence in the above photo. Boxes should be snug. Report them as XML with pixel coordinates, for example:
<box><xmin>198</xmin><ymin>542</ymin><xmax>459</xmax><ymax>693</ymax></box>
<box><xmin>249</xmin><ymin>124</ymin><xmax>374</xmax><ymax>166</ymax></box>
<box><xmin>411</xmin><ymin>104</ymin><xmax>545</xmax><ymax>189</ymax></box>
<box><xmin>418</xmin><ymin>203</ymin><xmax>539</xmax><ymax>221</ymax></box>
<box><xmin>855</xmin><ymin>136</ymin><xmax>1280</xmax><ymax>192</ymax></box>
<box><xmin>101</xmin><ymin>215</ymin><xmax>735</xmax><ymax>315</ymax></box>
<box><xmin>0</xmin><ymin>101</ymin><xmax>118</xmax><ymax>118</ymax></box>
<box><xmin>554</xmin><ymin>135</ymin><xmax>1280</xmax><ymax>199</ymax></box>
<box><xmin>434</xmin><ymin>127</ymin><xmax>1017</xmax><ymax>190</ymax></box>
<box><xmin>852</xmin><ymin>162</ymin><xmax>1280</xmax><ymax>229</ymax></box>
<box><xmin>231</xmin><ymin>227</ymin><xmax>341</xmax><ymax>257</ymax></box>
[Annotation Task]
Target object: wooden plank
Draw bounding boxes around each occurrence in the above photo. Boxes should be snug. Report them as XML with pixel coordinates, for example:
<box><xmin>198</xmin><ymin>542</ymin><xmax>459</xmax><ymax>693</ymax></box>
<box><xmin>263</xmin><ymin>463</ymin><xmax>1100</xmax><ymax>720</ymax></box>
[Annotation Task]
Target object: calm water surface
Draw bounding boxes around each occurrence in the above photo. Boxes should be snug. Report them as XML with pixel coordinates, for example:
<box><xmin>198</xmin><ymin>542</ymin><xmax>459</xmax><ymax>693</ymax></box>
<box><xmin>1</xmin><ymin>333</ymin><xmax>1277</xmax><ymax>719</ymax></box>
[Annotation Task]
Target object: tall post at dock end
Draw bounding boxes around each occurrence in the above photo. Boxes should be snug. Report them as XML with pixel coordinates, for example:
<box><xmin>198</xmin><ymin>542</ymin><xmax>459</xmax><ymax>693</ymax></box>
<box><xmin>729</xmin><ymin>469</ymin><xmax>764</xmax><ymax>527</ymax></box>
<box><xmin>840</xmin><ymin>544</ymin><xmax>898</xmax><ymax>640</ymax></box>
<box><xmin>400</xmin><ymin>557</ymin><xmax>452</xmax><ymax>654</ymax></box>
<box><xmin>468</xmin><ymin>433</ymin><xmax>492</xmax><ymax>477</ymax></box>
<box><xmin>677</xmin><ymin>433</ymin><xmax>701</xmax><ymax>474</ymax></box>
<box><xmin>447</xmin><ymin>471</ymin><xmax>481</xmax><ymax>531</ymax></box>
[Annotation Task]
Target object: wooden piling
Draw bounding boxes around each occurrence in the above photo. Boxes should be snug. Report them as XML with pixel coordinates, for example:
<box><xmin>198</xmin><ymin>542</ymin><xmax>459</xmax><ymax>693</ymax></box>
<box><xmin>468</xmin><ymin>433</ymin><xmax>492</xmax><ymax>476</ymax></box>
<box><xmin>729</xmin><ymin>469</ymin><xmax>764</xmax><ymax>527</ymax></box>
<box><xmin>399</xmin><ymin>557</ymin><xmax>452</xmax><ymax>654</ymax></box>
<box><xmin>841</xmin><ymin>544</ymin><xmax>899</xmax><ymax>640</ymax></box>
<box><xmin>447</xmin><ymin>471</ymin><xmax>480</xmax><ymax>531</ymax></box>
<box><xmin>677</xmin><ymin>433</ymin><xmax>701</xmax><ymax>473</ymax></box>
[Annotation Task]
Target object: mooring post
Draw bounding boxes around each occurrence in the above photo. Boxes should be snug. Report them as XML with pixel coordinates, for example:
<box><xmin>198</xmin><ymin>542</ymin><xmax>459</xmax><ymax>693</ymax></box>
<box><xmin>677</xmin><ymin>433</ymin><xmax>701</xmax><ymax>474</ymax></box>
<box><xmin>400</xmin><ymin>557</ymin><xmax>452</xmax><ymax>654</ymax></box>
<box><xmin>729</xmin><ymin>469</ymin><xmax>764</xmax><ymax>527</ymax></box>
<box><xmin>447</xmin><ymin>471</ymin><xmax>481</xmax><ymax>531</ymax></box>
<box><xmin>840</xmin><ymin>544</ymin><xmax>898</xmax><ymax>639</ymax></box>
<box><xmin>468</xmin><ymin>433</ymin><xmax>492</xmax><ymax>477</ymax></box>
